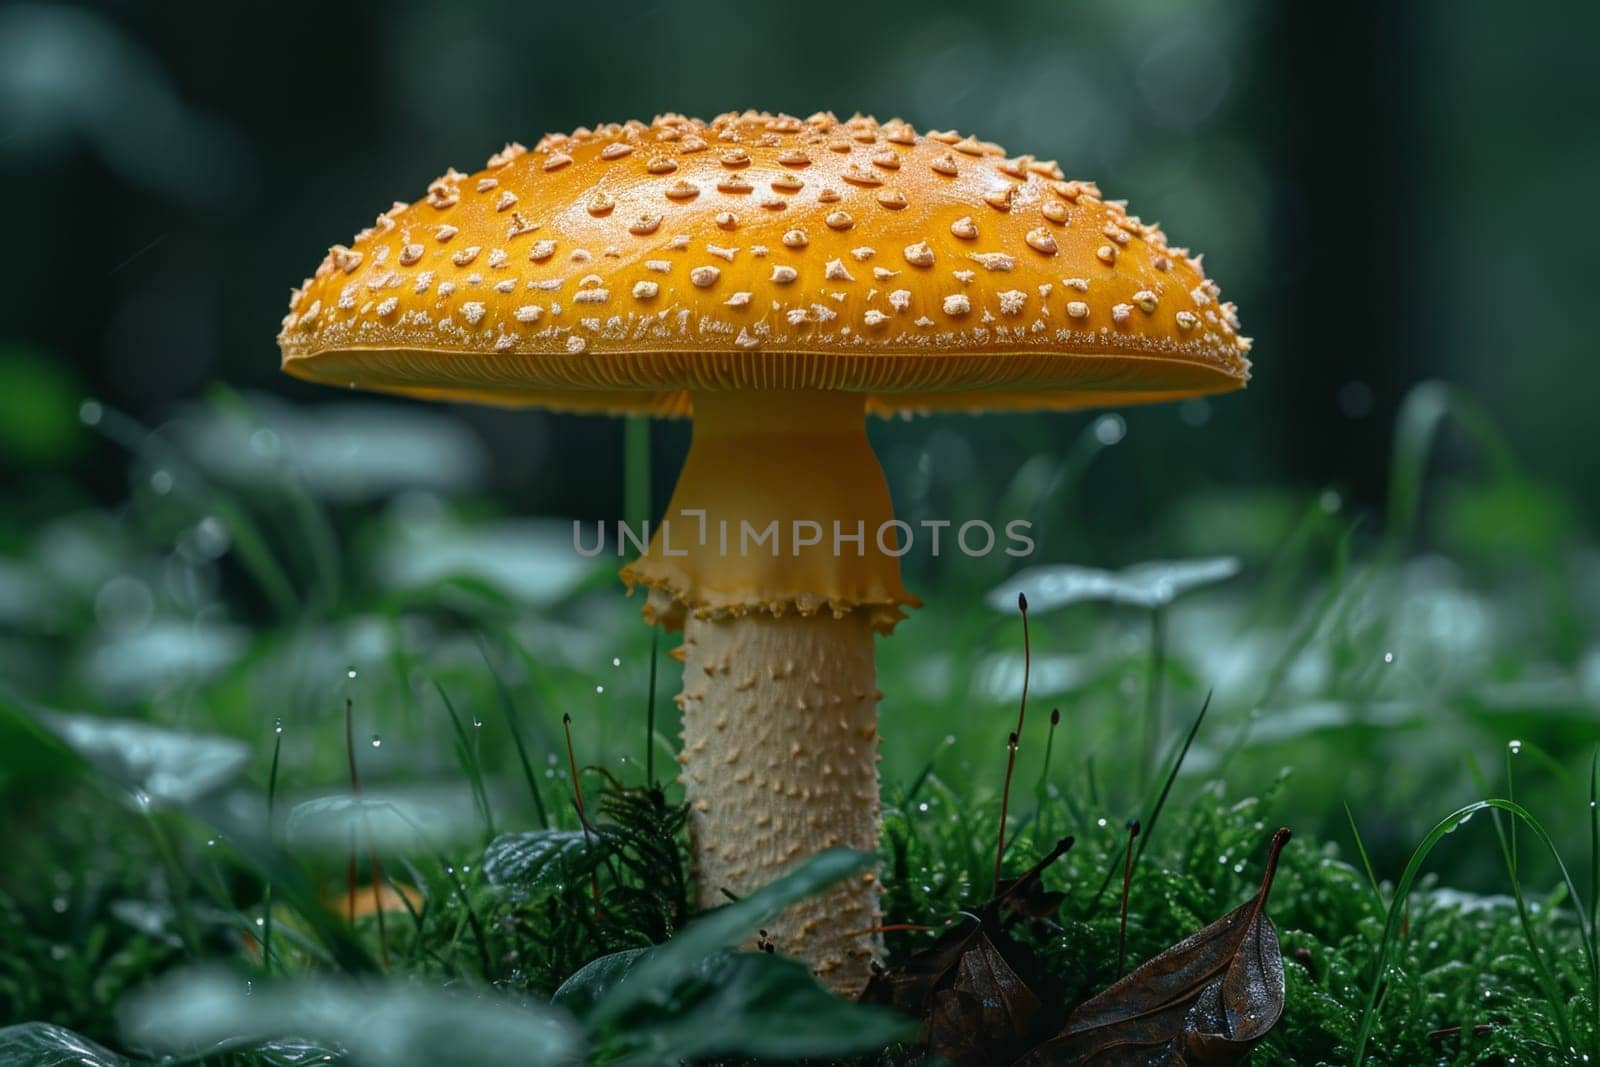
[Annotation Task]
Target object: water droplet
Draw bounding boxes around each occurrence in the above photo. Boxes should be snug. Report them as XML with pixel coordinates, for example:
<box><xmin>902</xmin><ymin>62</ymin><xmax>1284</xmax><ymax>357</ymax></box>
<box><xmin>369</xmin><ymin>734</ymin><xmax>382</xmax><ymax>748</ymax></box>
<box><xmin>1508</xmin><ymin>739</ymin><xmax>1522</xmax><ymax>754</ymax></box>
<box><xmin>150</xmin><ymin>469</ymin><xmax>174</xmax><ymax>495</ymax></box>
<box><xmin>206</xmin><ymin>837</ymin><xmax>217</xmax><ymax>847</ymax></box>
<box><xmin>347</xmin><ymin>667</ymin><xmax>358</xmax><ymax>679</ymax></box>
<box><xmin>249</xmin><ymin>428</ymin><xmax>281</xmax><ymax>457</ymax></box>
<box><xmin>78</xmin><ymin>399</ymin><xmax>103</xmax><ymax>425</ymax></box>
<box><xmin>595</xmin><ymin>684</ymin><xmax>604</xmax><ymax>694</ymax></box>
<box><xmin>273</xmin><ymin>718</ymin><xmax>284</xmax><ymax>735</ymax></box>
<box><xmin>1093</xmin><ymin>413</ymin><xmax>1126</xmax><ymax>446</ymax></box>
<box><xmin>611</xmin><ymin>656</ymin><xmax>622</xmax><ymax>667</ymax></box>
<box><xmin>471</xmin><ymin>717</ymin><xmax>483</xmax><ymax>729</ymax></box>
<box><xmin>1096</xmin><ymin>817</ymin><xmax>1108</xmax><ymax>828</ymax></box>
<box><xmin>917</xmin><ymin>802</ymin><xmax>929</xmax><ymax>813</ymax></box>
<box><xmin>1382</xmin><ymin>651</ymin><xmax>1394</xmax><ymax>664</ymax></box>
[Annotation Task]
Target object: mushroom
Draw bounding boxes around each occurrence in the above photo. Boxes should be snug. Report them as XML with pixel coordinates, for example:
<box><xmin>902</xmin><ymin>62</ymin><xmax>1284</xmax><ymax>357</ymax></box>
<box><xmin>277</xmin><ymin>111</ymin><xmax>1250</xmax><ymax>994</ymax></box>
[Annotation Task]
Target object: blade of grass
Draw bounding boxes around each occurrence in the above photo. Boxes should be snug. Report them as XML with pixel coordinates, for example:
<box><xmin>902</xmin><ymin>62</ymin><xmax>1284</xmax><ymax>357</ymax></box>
<box><xmin>435</xmin><ymin>683</ymin><xmax>495</xmax><ymax>840</ymax></box>
<box><xmin>1460</xmin><ymin>752</ymin><xmax>1574</xmax><ymax>1053</ymax></box>
<box><xmin>993</xmin><ymin>593</ymin><xmax>1031</xmax><ymax>894</ymax></box>
<box><xmin>1088</xmin><ymin>692</ymin><xmax>1209</xmax><ymax>909</ymax></box>
<box><xmin>260</xmin><ymin>721</ymin><xmax>284</xmax><ymax>974</ymax></box>
<box><xmin>1352</xmin><ymin>799</ymin><xmax>1598</xmax><ymax>1065</ymax></box>
<box><xmin>1141</xmin><ymin>605</ymin><xmax>1166</xmax><ymax>791</ymax></box>
<box><xmin>1342</xmin><ymin>803</ymin><xmax>1384</xmax><ymax>911</ymax></box>
<box><xmin>1590</xmin><ymin>749</ymin><xmax>1599</xmax><ymax>943</ymax></box>
<box><xmin>1032</xmin><ymin>708</ymin><xmax>1061</xmax><ymax>835</ymax></box>
<box><xmin>83</xmin><ymin>401</ymin><xmax>299</xmax><ymax>618</ymax></box>
<box><xmin>477</xmin><ymin>638</ymin><xmax>549</xmax><ymax>828</ymax></box>
<box><xmin>1384</xmin><ymin>381</ymin><xmax>1519</xmax><ymax>561</ymax></box>
<box><xmin>645</xmin><ymin>627</ymin><xmax>660</xmax><ymax>787</ymax></box>
<box><xmin>207</xmin><ymin>384</ymin><xmax>343</xmax><ymax>611</ymax></box>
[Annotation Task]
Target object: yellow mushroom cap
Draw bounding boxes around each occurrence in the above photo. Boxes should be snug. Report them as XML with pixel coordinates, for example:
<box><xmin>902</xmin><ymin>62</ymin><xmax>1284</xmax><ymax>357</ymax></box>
<box><xmin>279</xmin><ymin>111</ymin><xmax>1250</xmax><ymax>416</ymax></box>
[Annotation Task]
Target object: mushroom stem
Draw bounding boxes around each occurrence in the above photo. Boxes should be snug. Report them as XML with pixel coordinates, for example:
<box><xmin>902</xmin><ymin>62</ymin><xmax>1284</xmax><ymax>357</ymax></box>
<box><xmin>679</xmin><ymin>608</ymin><xmax>882</xmax><ymax>992</ymax></box>
<box><xmin>622</xmin><ymin>389</ymin><xmax>916</xmax><ymax>993</ymax></box>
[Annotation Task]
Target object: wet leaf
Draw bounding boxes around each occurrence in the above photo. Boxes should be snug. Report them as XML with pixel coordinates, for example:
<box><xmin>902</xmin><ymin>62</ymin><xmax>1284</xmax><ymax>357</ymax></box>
<box><xmin>989</xmin><ymin>557</ymin><xmax>1241</xmax><ymax>615</ymax></box>
<box><xmin>284</xmin><ymin>790</ymin><xmax>481</xmax><ymax>854</ymax></box>
<box><xmin>482</xmin><ymin>829</ymin><xmax>610</xmax><ymax>899</ymax></box>
<box><xmin>41</xmin><ymin>710</ymin><xmax>249</xmax><ymax>806</ymax></box>
<box><xmin>175</xmin><ymin>394</ymin><xmax>488</xmax><ymax>500</ymax></box>
<box><xmin>588</xmin><ymin>847</ymin><xmax>873</xmax><ymax>1026</ymax></box>
<box><xmin>0</xmin><ymin>1023</ymin><xmax>128</xmax><ymax>1067</ymax></box>
<box><xmin>119</xmin><ymin>966</ymin><xmax>583</xmax><ymax>1067</ymax></box>
<box><xmin>553</xmin><ymin>948</ymin><xmax>651</xmax><ymax>1019</ymax></box>
<box><xmin>863</xmin><ymin>838</ymin><xmax>1073</xmax><ymax>1066</ymax></box>
<box><xmin>596</xmin><ymin>951</ymin><xmax>910</xmax><ymax>1065</ymax></box>
<box><xmin>378</xmin><ymin>517</ymin><xmax>598</xmax><ymax>604</ymax></box>
<box><xmin>1022</xmin><ymin>828</ymin><xmax>1292</xmax><ymax>1066</ymax></box>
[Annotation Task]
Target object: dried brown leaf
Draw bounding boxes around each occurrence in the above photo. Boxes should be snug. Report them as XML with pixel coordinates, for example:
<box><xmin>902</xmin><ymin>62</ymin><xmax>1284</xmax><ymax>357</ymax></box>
<box><xmin>863</xmin><ymin>837</ymin><xmax>1073</xmax><ymax>1065</ymax></box>
<box><xmin>1019</xmin><ymin>828</ymin><xmax>1291</xmax><ymax>1066</ymax></box>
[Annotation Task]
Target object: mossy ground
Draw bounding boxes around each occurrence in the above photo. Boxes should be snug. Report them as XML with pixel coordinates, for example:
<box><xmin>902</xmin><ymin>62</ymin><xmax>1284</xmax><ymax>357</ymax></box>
<box><xmin>1</xmin><ymin>385</ymin><xmax>1597</xmax><ymax>1064</ymax></box>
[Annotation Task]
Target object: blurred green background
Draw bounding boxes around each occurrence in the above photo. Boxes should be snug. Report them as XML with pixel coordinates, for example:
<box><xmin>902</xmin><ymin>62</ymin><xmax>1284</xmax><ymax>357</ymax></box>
<box><xmin>2</xmin><ymin>0</ymin><xmax>1598</xmax><ymax>896</ymax></box>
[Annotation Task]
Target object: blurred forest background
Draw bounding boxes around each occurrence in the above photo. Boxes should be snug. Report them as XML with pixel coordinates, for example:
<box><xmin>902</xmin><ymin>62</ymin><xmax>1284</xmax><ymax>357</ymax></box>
<box><xmin>2</xmin><ymin>0</ymin><xmax>1596</xmax><ymax>526</ymax></box>
<box><xmin>1</xmin><ymin>0</ymin><xmax>1599</xmax><ymax>893</ymax></box>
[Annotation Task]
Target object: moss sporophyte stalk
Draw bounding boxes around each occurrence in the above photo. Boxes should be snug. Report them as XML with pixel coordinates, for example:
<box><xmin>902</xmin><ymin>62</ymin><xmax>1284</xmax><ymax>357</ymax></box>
<box><xmin>275</xmin><ymin>110</ymin><xmax>1249</xmax><ymax>992</ymax></box>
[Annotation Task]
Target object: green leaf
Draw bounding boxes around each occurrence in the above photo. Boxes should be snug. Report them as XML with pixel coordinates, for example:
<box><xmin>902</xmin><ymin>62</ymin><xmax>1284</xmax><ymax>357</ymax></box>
<box><xmin>41</xmin><ymin>710</ymin><xmax>250</xmax><ymax>806</ymax></box>
<box><xmin>253</xmin><ymin>1038</ymin><xmax>343</xmax><ymax>1066</ymax></box>
<box><xmin>600</xmin><ymin>951</ymin><xmax>910</xmax><ymax>1064</ymax></box>
<box><xmin>0</xmin><ymin>1023</ymin><xmax>128</xmax><ymax>1067</ymax></box>
<box><xmin>482</xmin><ymin>830</ymin><xmax>609</xmax><ymax>898</ymax></box>
<box><xmin>119</xmin><ymin>967</ymin><xmax>583</xmax><ymax>1067</ymax></box>
<box><xmin>552</xmin><ymin>948</ymin><xmax>650</xmax><ymax>1019</ymax></box>
<box><xmin>284</xmin><ymin>791</ymin><xmax>480</xmax><ymax>853</ymax></box>
<box><xmin>588</xmin><ymin>847</ymin><xmax>874</xmax><ymax>1026</ymax></box>
<box><xmin>988</xmin><ymin>556</ymin><xmax>1241</xmax><ymax>614</ymax></box>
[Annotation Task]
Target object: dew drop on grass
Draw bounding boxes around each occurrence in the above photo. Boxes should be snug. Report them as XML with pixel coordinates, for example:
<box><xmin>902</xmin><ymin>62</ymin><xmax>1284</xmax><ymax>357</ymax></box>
<box><xmin>273</xmin><ymin>718</ymin><xmax>283</xmax><ymax>735</ymax></box>
<box><xmin>347</xmin><ymin>667</ymin><xmax>358</xmax><ymax>679</ymax></box>
<box><xmin>1508</xmin><ymin>739</ymin><xmax>1523</xmax><ymax>755</ymax></box>
<box><xmin>595</xmin><ymin>684</ymin><xmax>604</xmax><ymax>694</ymax></box>
<box><xmin>370</xmin><ymin>735</ymin><xmax>382</xmax><ymax>748</ymax></box>
<box><xmin>612</xmin><ymin>656</ymin><xmax>622</xmax><ymax>667</ymax></box>
<box><xmin>1382</xmin><ymin>651</ymin><xmax>1394</xmax><ymax>664</ymax></box>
